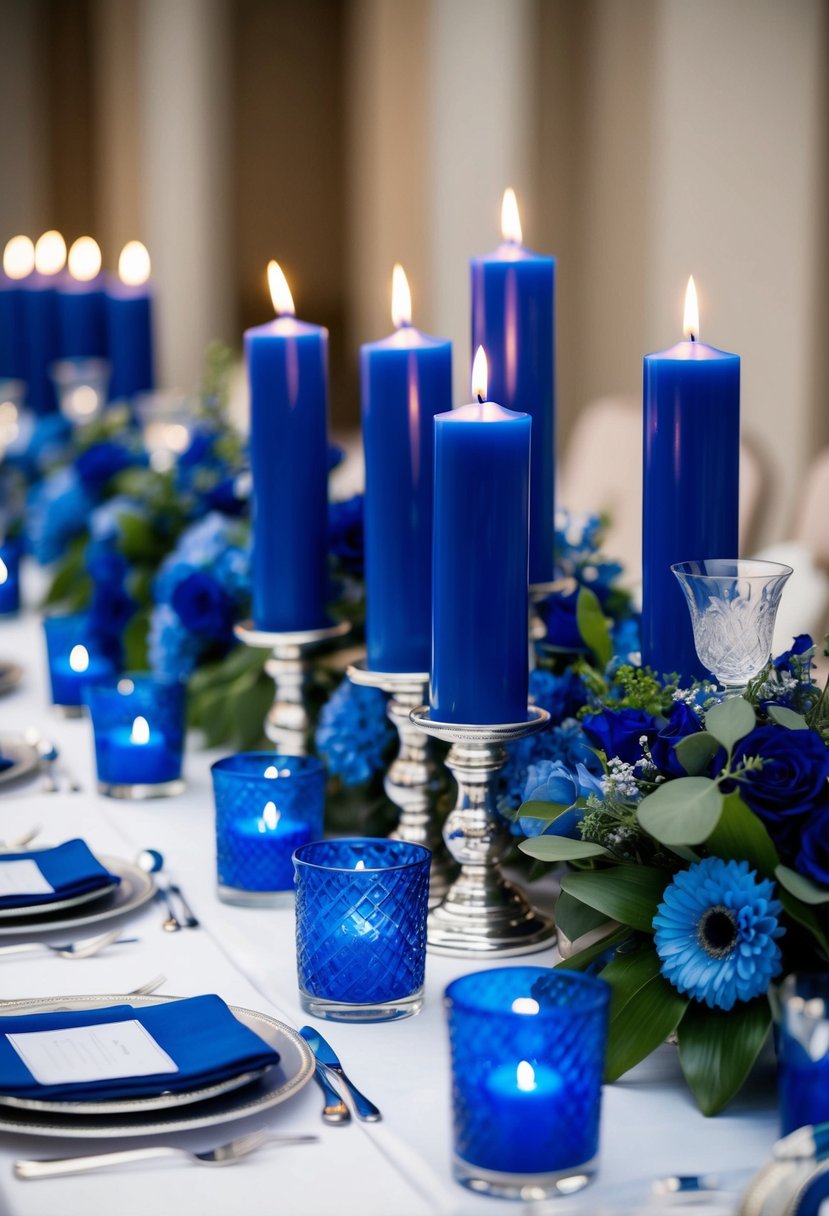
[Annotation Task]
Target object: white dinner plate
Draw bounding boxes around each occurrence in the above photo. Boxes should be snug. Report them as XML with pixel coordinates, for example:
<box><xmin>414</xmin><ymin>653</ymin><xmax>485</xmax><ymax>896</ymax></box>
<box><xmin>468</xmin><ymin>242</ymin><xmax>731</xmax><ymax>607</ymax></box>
<box><xmin>0</xmin><ymin>993</ymin><xmax>314</xmax><ymax>1136</ymax></box>
<box><xmin>0</xmin><ymin>881</ymin><xmax>118</xmax><ymax>920</ymax></box>
<box><xmin>0</xmin><ymin>856</ymin><xmax>154</xmax><ymax>937</ymax></box>
<box><xmin>0</xmin><ymin>663</ymin><xmax>23</xmax><ymax>698</ymax></box>
<box><xmin>0</xmin><ymin>735</ymin><xmax>40</xmax><ymax>787</ymax></box>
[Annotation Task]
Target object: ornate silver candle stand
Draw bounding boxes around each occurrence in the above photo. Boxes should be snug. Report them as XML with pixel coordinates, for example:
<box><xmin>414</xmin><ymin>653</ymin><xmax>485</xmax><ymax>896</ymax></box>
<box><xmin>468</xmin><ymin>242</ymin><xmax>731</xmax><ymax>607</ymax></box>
<box><xmin>409</xmin><ymin>704</ymin><xmax>556</xmax><ymax>957</ymax></box>
<box><xmin>234</xmin><ymin>619</ymin><xmax>351</xmax><ymax>756</ymax></box>
<box><xmin>347</xmin><ymin>661</ymin><xmax>455</xmax><ymax>906</ymax></box>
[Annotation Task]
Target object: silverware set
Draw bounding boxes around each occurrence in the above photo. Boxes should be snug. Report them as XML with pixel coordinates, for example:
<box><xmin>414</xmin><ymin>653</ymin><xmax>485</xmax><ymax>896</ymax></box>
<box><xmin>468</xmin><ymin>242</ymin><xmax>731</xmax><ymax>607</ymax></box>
<box><xmin>300</xmin><ymin>1026</ymin><xmax>381</xmax><ymax>1124</ymax></box>
<box><xmin>0</xmin><ymin>929</ymin><xmax>138</xmax><ymax>960</ymax></box>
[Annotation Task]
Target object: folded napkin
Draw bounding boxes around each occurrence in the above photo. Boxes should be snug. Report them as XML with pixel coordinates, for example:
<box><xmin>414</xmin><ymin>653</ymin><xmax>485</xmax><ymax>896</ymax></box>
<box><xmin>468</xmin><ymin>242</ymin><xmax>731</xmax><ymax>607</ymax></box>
<box><xmin>0</xmin><ymin>839</ymin><xmax>120</xmax><ymax>910</ymax></box>
<box><xmin>0</xmin><ymin>995</ymin><xmax>281</xmax><ymax>1101</ymax></box>
<box><xmin>0</xmin><ymin>753</ymin><xmax>14</xmax><ymax>772</ymax></box>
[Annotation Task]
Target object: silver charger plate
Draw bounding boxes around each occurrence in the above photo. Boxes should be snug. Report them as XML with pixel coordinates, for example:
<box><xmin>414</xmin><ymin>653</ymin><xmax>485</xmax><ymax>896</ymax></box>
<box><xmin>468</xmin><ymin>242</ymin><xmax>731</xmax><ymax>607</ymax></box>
<box><xmin>0</xmin><ymin>993</ymin><xmax>314</xmax><ymax>1137</ymax></box>
<box><xmin>0</xmin><ymin>735</ymin><xmax>40</xmax><ymax>787</ymax></box>
<box><xmin>0</xmin><ymin>663</ymin><xmax>23</xmax><ymax>698</ymax></box>
<box><xmin>0</xmin><ymin>1066</ymin><xmax>270</xmax><ymax>1115</ymax></box>
<box><xmin>0</xmin><ymin>856</ymin><xmax>154</xmax><ymax>938</ymax></box>
<box><xmin>0</xmin><ymin>881</ymin><xmax>118</xmax><ymax>921</ymax></box>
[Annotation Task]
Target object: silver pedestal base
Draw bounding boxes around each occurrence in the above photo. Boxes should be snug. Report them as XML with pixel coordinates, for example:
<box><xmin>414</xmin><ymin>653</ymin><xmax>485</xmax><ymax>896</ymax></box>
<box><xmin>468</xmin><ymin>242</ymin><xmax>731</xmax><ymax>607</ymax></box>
<box><xmin>410</xmin><ymin>707</ymin><xmax>556</xmax><ymax>958</ymax></box>
<box><xmin>347</xmin><ymin>662</ymin><xmax>455</xmax><ymax>907</ymax></box>
<box><xmin>234</xmin><ymin>619</ymin><xmax>351</xmax><ymax>756</ymax></box>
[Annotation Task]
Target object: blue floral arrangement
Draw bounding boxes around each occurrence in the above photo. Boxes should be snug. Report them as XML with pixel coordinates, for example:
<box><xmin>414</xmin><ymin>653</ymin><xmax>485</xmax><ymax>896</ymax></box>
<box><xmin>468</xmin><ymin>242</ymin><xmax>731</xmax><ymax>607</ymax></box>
<box><xmin>516</xmin><ymin>635</ymin><xmax>829</xmax><ymax>1115</ymax></box>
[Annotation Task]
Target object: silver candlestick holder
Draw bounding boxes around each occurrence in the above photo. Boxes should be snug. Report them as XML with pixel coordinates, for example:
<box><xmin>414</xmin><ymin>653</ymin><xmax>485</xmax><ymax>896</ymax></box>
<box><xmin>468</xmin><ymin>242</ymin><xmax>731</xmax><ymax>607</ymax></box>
<box><xmin>409</xmin><ymin>704</ymin><xmax>556</xmax><ymax>957</ymax></box>
<box><xmin>347</xmin><ymin>661</ymin><xmax>455</xmax><ymax>907</ymax></box>
<box><xmin>234</xmin><ymin>619</ymin><xmax>351</xmax><ymax>756</ymax></box>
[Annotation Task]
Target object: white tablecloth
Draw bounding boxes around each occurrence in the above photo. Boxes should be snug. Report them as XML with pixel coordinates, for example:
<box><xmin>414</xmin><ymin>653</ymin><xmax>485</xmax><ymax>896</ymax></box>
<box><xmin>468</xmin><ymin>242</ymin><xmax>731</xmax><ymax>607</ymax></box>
<box><xmin>0</xmin><ymin>597</ymin><xmax>780</xmax><ymax>1216</ymax></box>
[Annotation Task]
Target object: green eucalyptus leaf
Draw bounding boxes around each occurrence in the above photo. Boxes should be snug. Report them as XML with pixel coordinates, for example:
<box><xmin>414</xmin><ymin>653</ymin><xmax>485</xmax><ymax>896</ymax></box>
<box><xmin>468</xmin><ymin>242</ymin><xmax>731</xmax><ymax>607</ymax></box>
<box><xmin>560</xmin><ymin>866</ymin><xmax>667</xmax><ymax>933</ymax></box>
<box><xmin>554</xmin><ymin>926</ymin><xmax>632</xmax><ymax>972</ymax></box>
<box><xmin>775</xmin><ymin>865</ymin><xmax>829</xmax><ymax>906</ymax></box>
<box><xmin>637</xmin><ymin>777</ymin><xmax>724</xmax><ymax>846</ymax></box>
<box><xmin>675</xmin><ymin>731</ymin><xmax>720</xmax><ymax>776</ymax></box>
<box><xmin>518</xmin><ymin>837</ymin><xmax>608</xmax><ymax>862</ymax></box>
<box><xmin>555</xmin><ymin>890</ymin><xmax>613</xmax><ymax>942</ymax></box>
<box><xmin>704</xmin><ymin>698</ymin><xmax>756</xmax><ymax>753</ymax></box>
<box><xmin>766</xmin><ymin>705</ymin><xmax>809</xmax><ymax>731</ymax></box>
<box><xmin>576</xmin><ymin>584</ymin><xmax>613</xmax><ymax>668</ymax></box>
<box><xmin>677</xmin><ymin>997</ymin><xmax>771</xmax><ymax>1115</ymax></box>
<box><xmin>122</xmin><ymin>609</ymin><xmax>150</xmax><ymax>671</ymax></box>
<box><xmin>600</xmin><ymin>947</ymin><xmax>688</xmax><ymax>1081</ymax></box>
<box><xmin>706</xmin><ymin>794</ymin><xmax>779</xmax><ymax>878</ymax></box>
<box><xmin>517</xmin><ymin>800</ymin><xmax>572</xmax><ymax>821</ymax></box>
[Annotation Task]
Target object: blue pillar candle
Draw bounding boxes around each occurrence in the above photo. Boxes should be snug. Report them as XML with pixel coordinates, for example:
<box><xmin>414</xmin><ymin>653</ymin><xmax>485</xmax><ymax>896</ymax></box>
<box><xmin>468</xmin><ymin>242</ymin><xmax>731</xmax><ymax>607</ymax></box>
<box><xmin>431</xmin><ymin>348</ymin><xmax>530</xmax><ymax>725</ymax></box>
<box><xmin>21</xmin><ymin>231</ymin><xmax>67</xmax><ymax>415</ymax></box>
<box><xmin>0</xmin><ymin>236</ymin><xmax>34</xmax><ymax>381</ymax></box>
<box><xmin>105</xmin><ymin>242</ymin><xmax>155</xmax><ymax>403</ymax></box>
<box><xmin>642</xmin><ymin>278</ymin><xmax>740</xmax><ymax>680</ymax></box>
<box><xmin>0</xmin><ymin>539</ymin><xmax>22</xmax><ymax>615</ymax></box>
<box><xmin>58</xmin><ymin>238</ymin><xmax>108</xmax><ymax>359</ymax></box>
<box><xmin>360</xmin><ymin>265</ymin><xmax>452</xmax><ymax>673</ymax></box>
<box><xmin>470</xmin><ymin>189</ymin><xmax>555</xmax><ymax>587</ymax></box>
<box><xmin>245</xmin><ymin>261</ymin><xmax>329</xmax><ymax>633</ymax></box>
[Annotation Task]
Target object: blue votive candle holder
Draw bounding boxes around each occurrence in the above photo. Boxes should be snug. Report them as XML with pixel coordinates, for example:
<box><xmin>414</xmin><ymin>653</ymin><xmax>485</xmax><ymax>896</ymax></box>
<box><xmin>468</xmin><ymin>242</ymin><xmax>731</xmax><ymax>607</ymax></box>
<box><xmin>444</xmin><ymin>967</ymin><xmax>611</xmax><ymax>1200</ymax></box>
<box><xmin>0</xmin><ymin>538</ymin><xmax>22</xmax><ymax>615</ymax></box>
<box><xmin>294</xmin><ymin>837</ymin><xmax>431</xmax><ymax>1023</ymax></box>
<box><xmin>85</xmin><ymin>674</ymin><xmax>186</xmax><ymax>799</ymax></box>
<box><xmin>211</xmin><ymin>752</ymin><xmax>326</xmax><ymax>907</ymax></box>
<box><xmin>43</xmin><ymin>613</ymin><xmax>117</xmax><ymax>716</ymax></box>
<box><xmin>777</xmin><ymin>973</ymin><xmax>829</xmax><ymax>1136</ymax></box>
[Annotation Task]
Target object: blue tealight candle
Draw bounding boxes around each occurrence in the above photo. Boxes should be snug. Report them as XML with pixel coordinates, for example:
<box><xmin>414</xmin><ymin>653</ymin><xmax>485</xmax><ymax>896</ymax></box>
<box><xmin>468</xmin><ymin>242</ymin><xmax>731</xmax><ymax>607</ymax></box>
<box><xmin>105</xmin><ymin>242</ymin><xmax>155</xmax><ymax>403</ymax></box>
<box><xmin>0</xmin><ymin>539</ymin><xmax>21</xmax><ymax>615</ymax></box>
<box><xmin>471</xmin><ymin>189</ymin><xmax>555</xmax><ymax>586</ymax></box>
<box><xmin>21</xmin><ymin>231</ymin><xmax>68</xmax><ymax>415</ymax></box>
<box><xmin>361</xmin><ymin>265</ymin><xmax>452</xmax><ymax>673</ymax></box>
<box><xmin>86</xmin><ymin>674</ymin><xmax>186</xmax><ymax>796</ymax></box>
<box><xmin>642</xmin><ymin>278</ymin><xmax>740</xmax><ymax>680</ymax></box>
<box><xmin>58</xmin><ymin>238</ymin><xmax>108</xmax><ymax>359</ymax></box>
<box><xmin>431</xmin><ymin>348</ymin><xmax>530</xmax><ymax>725</ymax></box>
<box><xmin>0</xmin><ymin>236</ymin><xmax>34</xmax><ymax>381</ymax></box>
<box><xmin>245</xmin><ymin>261</ymin><xmax>329</xmax><ymax>633</ymax></box>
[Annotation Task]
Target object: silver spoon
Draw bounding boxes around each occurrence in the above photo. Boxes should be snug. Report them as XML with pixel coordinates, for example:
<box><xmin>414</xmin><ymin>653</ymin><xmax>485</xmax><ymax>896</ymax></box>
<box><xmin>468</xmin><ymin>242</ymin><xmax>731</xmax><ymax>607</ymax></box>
<box><xmin>136</xmin><ymin>850</ymin><xmax>187</xmax><ymax>932</ymax></box>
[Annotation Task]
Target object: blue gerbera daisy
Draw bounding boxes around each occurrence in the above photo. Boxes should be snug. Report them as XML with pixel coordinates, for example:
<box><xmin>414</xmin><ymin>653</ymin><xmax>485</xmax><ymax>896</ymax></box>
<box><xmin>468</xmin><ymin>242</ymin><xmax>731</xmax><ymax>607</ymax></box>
<box><xmin>653</xmin><ymin>857</ymin><xmax>783</xmax><ymax>1012</ymax></box>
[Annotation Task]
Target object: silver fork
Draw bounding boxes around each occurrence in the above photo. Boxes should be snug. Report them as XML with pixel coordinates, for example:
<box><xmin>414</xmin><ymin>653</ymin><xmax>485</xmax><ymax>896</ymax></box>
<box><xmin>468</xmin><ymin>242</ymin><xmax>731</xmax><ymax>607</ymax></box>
<box><xmin>14</xmin><ymin>1131</ymin><xmax>320</xmax><ymax>1179</ymax></box>
<box><xmin>0</xmin><ymin>930</ymin><xmax>136</xmax><ymax>960</ymax></box>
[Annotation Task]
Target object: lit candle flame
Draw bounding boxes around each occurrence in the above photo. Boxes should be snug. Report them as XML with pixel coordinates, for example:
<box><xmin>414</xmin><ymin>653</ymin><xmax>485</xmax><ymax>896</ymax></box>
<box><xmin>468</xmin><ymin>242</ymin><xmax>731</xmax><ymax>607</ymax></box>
<box><xmin>34</xmin><ymin>231</ymin><xmax>66</xmax><ymax>276</ymax></box>
<box><xmin>267</xmin><ymin>260</ymin><xmax>295</xmax><ymax>317</ymax></box>
<box><xmin>471</xmin><ymin>346</ymin><xmax>488</xmax><ymax>401</ymax></box>
<box><xmin>391</xmin><ymin>263</ymin><xmax>412</xmax><ymax>329</ymax></box>
<box><xmin>119</xmin><ymin>241</ymin><xmax>151</xmax><ymax>287</ymax></box>
<box><xmin>264</xmin><ymin>764</ymin><xmax>279</xmax><ymax>778</ymax></box>
<box><xmin>683</xmin><ymin>275</ymin><xmax>699</xmax><ymax>342</ymax></box>
<box><xmin>3</xmin><ymin>235</ymin><xmax>35</xmax><ymax>280</ymax></box>
<box><xmin>501</xmin><ymin>188</ymin><xmax>523</xmax><ymax>244</ymax></box>
<box><xmin>68</xmin><ymin>236</ymin><xmax>102</xmax><ymax>282</ymax></box>
<box><xmin>516</xmin><ymin>1061</ymin><xmax>536</xmax><ymax>1092</ymax></box>
<box><xmin>511</xmin><ymin>998</ymin><xmax>540</xmax><ymax>1015</ymax></box>
<box><xmin>355</xmin><ymin>859</ymin><xmax>366</xmax><ymax>871</ymax></box>
<box><xmin>130</xmin><ymin>715</ymin><xmax>150</xmax><ymax>745</ymax></box>
<box><xmin>261</xmin><ymin>801</ymin><xmax>280</xmax><ymax>830</ymax></box>
<box><xmin>0</xmin><ymin>558</ymin><xmax>7</xmax><ymax>586</ymax></box>
<box><xmin>68</xmin><ymin>645</ymin><xmax>89</xmax><ymax>673</ymax></box>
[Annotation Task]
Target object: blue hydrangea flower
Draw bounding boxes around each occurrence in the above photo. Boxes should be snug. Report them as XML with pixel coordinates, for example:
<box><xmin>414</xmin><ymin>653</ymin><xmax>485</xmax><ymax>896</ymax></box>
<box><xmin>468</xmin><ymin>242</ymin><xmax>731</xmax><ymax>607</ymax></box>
<box><xmin>148</xmin><ymin>603</ymin><xmax>202</xmax><ymax>682</ymax></box>
<box><xmin>328</xmin><ymin>495</ymin><xmax>364</xmax><ymax>578</ymax></box>
<box><xmin>174</xmin><ymin>512</ymin><xmax>233</xmax><ymax>566</ymax></box>
<box><xmin>529</xmin><ymin>667</ymin><xmax>587</xmax><ymax>722</ymax></box>
<box><xmin>213</xmin><ymin>544</ymin><xmax>250</xmax><ymax>600</ymax></box>
<box><xmin>89</xmin><ymin>495</ymin><xmax>143</xmax><ymax>543</ymax></box>
<box><xmin>315</xmin><ymin>678</ymin><xmax>395</xmax><ymax>787</ymax></box>
<box><xmin>26</xmin><ymin>468</ymin><xmax>94</xmax><ymax>563</ymax></box>
<box><xmin>653</xmin><ymin>857</ymin><xmax>784</xmax><ymax>1011</ymax></box>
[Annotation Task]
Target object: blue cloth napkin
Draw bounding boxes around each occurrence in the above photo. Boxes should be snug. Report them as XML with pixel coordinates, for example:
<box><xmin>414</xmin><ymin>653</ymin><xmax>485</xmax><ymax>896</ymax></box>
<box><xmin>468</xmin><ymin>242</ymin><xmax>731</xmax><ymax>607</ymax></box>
<box><xmin>0</xmin><ymin>839</ymin><xmax>120</xmax><ymax>909</ymax></box>
<box><xmin>0</xmin><ymin>754</ymin><xmax>13</xmax><ymax>772</ymax></box>
<box><xmin>0</xmin><ymin>995</ymin><xmax>281</xmax><ymax>1101</ymax></box>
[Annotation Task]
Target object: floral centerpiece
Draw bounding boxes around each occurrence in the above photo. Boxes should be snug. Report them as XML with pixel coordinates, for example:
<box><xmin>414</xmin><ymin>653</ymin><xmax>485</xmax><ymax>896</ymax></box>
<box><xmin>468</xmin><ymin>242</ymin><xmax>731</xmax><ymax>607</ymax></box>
<box><xmin>517</xmin><ymin>634</ymin><xmax>829</xmax><ymax>1114</ymax></box>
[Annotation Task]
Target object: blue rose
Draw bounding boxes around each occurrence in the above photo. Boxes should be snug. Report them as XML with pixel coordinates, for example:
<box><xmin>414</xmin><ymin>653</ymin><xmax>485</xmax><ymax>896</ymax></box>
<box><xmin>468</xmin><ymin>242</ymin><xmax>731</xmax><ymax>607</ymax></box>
<box><xmin>650</xmin><ymin>702</ymin><xmax>703</xmax><ymax>776</ymax></box>
<box><xmin>582</xmin><ymin>707</ymin><xmax>658</xmax><ymax>764</ymax></box>
<box><xmin>74</xmin><ymin>441</ymin><xmax>135</xmax><ymax>490</ymax></box>
<box><xmin>519</xmin><ymin>760</ymin><xmax>603</xmax><ymax>838</ymax></box>
<box><xmin>538</xmin><ymin>586</ymin><xmax>584</xmax><ymax>651</ymax></box>
<box><xmin>731</xmin><ymin>725</ymin><xmax>829</xmax><ymax>830</ymax></box>
<box><xmin>85</xmin><ymin>541</ymin><xmax>128</xmax><ymax>586</ymax></box>
<box><xmin>89</xmin><ymin>581</ymin><xmax>135</xmax><ymax>637</ymax></box>
<box><xmin>171</xmin><ymin>570</ymin><xmax>234</xmax><ymax>639</ymax></box>
<box><xmin>204</xmin><ymin>476</ymin><xmax>247</xmax><ymax>516</ymax></box>
<box><xmin>774</xmin><ymin>634</ymin><xmax>814</xmax><ymax>672</ymax></box>
<box><xmin>795</xmin><ymin>806</ymin><xmax>829</xmax><ymax>888</ymax></box>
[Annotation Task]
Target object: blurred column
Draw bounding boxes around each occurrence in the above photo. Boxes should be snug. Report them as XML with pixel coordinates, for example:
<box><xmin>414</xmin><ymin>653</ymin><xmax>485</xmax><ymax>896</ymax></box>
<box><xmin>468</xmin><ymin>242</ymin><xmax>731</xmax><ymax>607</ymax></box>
<box><xmin>0</xmin><ymin>0</ymin><xmax>48</xmax><ymax>238</ymax></box>
<box><xmin>135</xmin><ymin>0</ymin><xmax>233</xmax><ymax>389</ymax></box>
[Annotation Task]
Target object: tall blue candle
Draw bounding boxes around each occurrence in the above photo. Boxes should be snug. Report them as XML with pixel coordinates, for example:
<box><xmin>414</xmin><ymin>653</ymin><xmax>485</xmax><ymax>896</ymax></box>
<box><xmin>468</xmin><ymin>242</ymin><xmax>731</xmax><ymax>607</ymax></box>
<box><xmin>22</xmin><ymin>231</ymin><xmax>67</xmax><ymax>414</ymax></box>
<box><xmin>361</xmin><ymin>265</ymin><xmax>452</xmax><ymax>673</ymax></box>
<box><xmin>642</xmin><ymin>278</ymin><xmax>740</xmax><ymax>679</ymax></box>
<box><xmin>58</xmin><ymin>238</ymin><xmax>108</xmax><ymax>359</ymax></box>
<box><xmin>431</xmin><ymin>348</ymin><xmax>530</xmax><ymax>725</ymax></box>
<box><xmin>245</xmin><ymin>261</ymin><xmax>329</xmax><ymax>633</ymax></box>
<box><xmin>0</xmin><ymin>236</ymin><xmax>34</xmax><ymax>381</ymax></box>
<box><xmin>106</xmin><ymin>242</ymin><xmax>155</xmax><ymax>402</ymax></box>
<box><xmin>470</xmin><ymin>189</ymin><xmax>555</xmax><ymax>586</ymax></box>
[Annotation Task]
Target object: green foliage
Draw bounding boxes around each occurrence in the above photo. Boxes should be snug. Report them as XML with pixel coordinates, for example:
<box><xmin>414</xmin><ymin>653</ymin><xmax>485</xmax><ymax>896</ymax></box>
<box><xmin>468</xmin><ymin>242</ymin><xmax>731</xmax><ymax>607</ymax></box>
<box><xmin>560</xmin><ymin>866</ymin><xmax>667</xmax><ymax>933</ymax></box>
<box><xmin>775</xmin><ymin>865</ymin><xmax>829</xmax><ymax>906</ymax></box>
<box><xmin>766</xmin><ymin>705</ymin><xmax>809</xmax><ymax>730</ymax></box>
<box><xmin>575</xmin><ymin>585</ymin><xmax>612</xmax><ymax>668</ymax></box>
<box><xmin>600</xmin><ymin>946</ymin><xmax>688</xmax><ymax>1082</ymax></box>
<box><xmin>704</xmin><ymin>697</ymin><xmax>756</xmax><ymax>753</ymax></box>
<box><xmin>637</xmin><ymin>777</ymin><xmax>724</xmax><ymax>846</ymax></box>
<box><xmin>675</xmin><ymin>731</ymin><xmax>720</xmax><ymax>776</ymax></box>
<box><xmin>677</xmin><ymin>998</ymin><xmax>771</xmax><ymax>1116</ymax></box>
<box><xmin>706</xmin><ymin>794</ymin><xmax>779</xmax><ymax>878</ymax></box>
<box><xmin>519</xmin><ymin>836</ymin><xmax>608</xmax><ymax>862</ymax></box>
<box><xmin>553</xmin><ymin>926</ymin><xmax>632</xmax><ymax>972</ymax></box>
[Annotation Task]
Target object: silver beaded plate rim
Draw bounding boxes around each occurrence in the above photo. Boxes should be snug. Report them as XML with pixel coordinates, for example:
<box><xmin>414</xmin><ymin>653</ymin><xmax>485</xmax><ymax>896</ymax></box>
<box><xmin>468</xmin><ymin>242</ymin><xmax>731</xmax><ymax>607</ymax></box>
<box><xmin>0</xmin><ymin>856</ymin><xmax>154</xmax><ymax>938</ymax></box>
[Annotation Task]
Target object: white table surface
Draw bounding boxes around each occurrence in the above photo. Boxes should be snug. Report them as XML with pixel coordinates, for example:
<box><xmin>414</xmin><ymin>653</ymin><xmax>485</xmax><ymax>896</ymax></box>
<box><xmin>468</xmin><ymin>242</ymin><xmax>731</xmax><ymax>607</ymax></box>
<box><xmin>0</xmin><ymin>592</ymin><xmax>781</xmax><ymax>1216</ymax></box>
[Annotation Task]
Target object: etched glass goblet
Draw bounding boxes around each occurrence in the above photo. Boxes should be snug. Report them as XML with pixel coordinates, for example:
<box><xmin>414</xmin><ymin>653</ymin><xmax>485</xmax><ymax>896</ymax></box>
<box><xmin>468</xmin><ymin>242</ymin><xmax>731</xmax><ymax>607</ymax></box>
<box><xmin>672</xmin><ymin>559</ymin><xmax>792</xmax><ymax>694</ymax></box>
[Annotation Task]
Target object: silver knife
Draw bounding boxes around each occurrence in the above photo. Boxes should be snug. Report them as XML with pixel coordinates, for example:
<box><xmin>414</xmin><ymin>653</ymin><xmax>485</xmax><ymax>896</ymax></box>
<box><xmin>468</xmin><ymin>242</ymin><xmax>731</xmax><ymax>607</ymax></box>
<box><xmin>299</xmin><ymin>1026</ymin><xmax>382</xmax><ymax>1122</ymax></box>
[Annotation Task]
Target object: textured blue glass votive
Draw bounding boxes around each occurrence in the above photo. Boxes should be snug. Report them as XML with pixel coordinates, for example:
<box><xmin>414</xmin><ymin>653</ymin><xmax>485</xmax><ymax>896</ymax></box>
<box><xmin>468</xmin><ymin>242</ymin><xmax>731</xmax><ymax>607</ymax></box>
<box><xmin>777</xmin><ymin>974</ymin><xmax>829</xmax><ymax>1136</ymax></box>
<box><xmin>85</xmin><ymin>674</ymin><xmax>185</xmax><ymax>799</ymax></box>
<box><xmin>43</xmin><ymin>613</ymin><xmax>117</xmax><ymax>715</ymax></box>
<box><xmin>211</xmin><ymin>752</ymin><xmax>326</xmax><ymax>907</ymax></box>
<box><xmin>294</xmin><ymin>838</ymin><xmax>431</xmax><ymax>1022</ymax></box>
<box><xmin>445</xmin><ymin>967</ymin><xmax>611</xmax><ymax>1200</ymax></box>
<box><xmin>0</xmin><ymin>539</ymin><xmax>22</xmax><ymax>615</ymax></box>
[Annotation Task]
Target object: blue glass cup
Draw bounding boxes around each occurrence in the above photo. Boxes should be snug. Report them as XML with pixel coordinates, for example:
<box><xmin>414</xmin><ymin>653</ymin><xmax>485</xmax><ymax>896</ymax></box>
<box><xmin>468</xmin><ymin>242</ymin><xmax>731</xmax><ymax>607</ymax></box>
<box><xmin>0</xmin><ymin>538</ymin><xmax>22</xmax><ymax>616</ymax></box>
<box><xmin>43</xmin><ymin>613</ymin><xmax>117</xmax><ymax>716</ymax></box>
<box><xmin>293</xmin><ymin>838</ymin><xmax>431</xmax><ymax>1022</ymax></box>
<box><xmin>211</xmin><ymin>752</ymin><xmax>326</xmax><ymax>907</ymax></box>
<box><xmin>776</xmin><ymin>973</ymin><xmax>829</xmax><ymax>1136</ymax></box>
<box><xmin>85</xmin><ymin>674</ymin><xmax>186</xmax><ymax>799</ymax></box>
<box><xmin>444</xmin><ymin>967</ymin><xmax>611</xmax><ymax>1200</ymax></box>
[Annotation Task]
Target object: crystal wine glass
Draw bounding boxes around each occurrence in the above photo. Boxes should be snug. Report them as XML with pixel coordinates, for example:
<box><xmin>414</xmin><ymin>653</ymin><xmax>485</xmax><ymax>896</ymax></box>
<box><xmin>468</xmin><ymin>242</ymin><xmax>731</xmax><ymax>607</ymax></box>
<box><xmin>671</xmin><ymin>559</ymin><xmax>793</xmax><ymax>695</ymax></box>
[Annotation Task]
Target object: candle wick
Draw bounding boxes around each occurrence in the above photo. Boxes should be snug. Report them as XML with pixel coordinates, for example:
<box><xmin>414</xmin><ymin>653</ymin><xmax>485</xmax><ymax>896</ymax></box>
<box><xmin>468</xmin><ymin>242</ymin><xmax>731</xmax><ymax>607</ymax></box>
<box><xmin>690</xmin><ymin>334</ymin><xmax>696</xmax><ymax>343</ymax></box>
<box><xmin>477</xmin><ymin>394</ymin><xmax>484</xmax><ymax>405</ymax></box>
